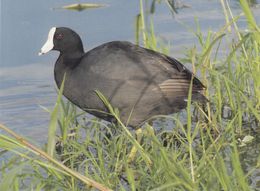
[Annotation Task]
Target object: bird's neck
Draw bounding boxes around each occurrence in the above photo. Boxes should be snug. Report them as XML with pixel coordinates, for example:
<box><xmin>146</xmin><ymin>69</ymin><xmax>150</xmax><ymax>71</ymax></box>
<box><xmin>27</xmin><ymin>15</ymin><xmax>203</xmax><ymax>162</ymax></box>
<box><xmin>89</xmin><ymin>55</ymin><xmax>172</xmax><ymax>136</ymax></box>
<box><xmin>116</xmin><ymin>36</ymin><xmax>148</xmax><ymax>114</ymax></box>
<box><xmin>59</xmin><ymin>51</ymin><xmax>84</xmax><ymax>67</ymax></box>
<box><xmin>54</xmin><ymin>51</ymin><xmax>83</xmax><ymax>89</ymax></box>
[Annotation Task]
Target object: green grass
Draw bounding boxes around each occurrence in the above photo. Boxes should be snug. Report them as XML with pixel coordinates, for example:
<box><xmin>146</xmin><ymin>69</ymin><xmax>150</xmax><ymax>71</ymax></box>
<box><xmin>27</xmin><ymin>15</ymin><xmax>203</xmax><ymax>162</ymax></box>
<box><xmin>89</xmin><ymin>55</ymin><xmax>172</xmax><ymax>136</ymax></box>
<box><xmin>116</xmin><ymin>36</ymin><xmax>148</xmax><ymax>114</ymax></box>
<box><xmin>0</xmin><ymin>0</ymin><xmax>259</xmax><ymax>190</ymax></box>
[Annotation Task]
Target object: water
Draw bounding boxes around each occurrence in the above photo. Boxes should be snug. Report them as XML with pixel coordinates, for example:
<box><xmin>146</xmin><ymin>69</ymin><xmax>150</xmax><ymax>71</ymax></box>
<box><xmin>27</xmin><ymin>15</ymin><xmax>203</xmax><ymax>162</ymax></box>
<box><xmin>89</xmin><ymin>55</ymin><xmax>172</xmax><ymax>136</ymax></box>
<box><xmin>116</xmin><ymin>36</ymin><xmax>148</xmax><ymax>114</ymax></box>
<box><xmin>0</xmin><ymin>0</ymin><xmax>260</xmax><ymax>188</ymax></box>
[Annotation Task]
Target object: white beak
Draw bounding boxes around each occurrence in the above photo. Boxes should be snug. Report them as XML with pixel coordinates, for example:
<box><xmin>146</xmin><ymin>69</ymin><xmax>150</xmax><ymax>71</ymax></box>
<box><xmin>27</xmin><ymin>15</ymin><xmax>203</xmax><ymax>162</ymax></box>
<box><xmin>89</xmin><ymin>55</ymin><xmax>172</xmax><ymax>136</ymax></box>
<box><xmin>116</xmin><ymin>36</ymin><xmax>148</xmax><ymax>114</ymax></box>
<box><xmin>38</xmin><ymin>27</ymin><xmax>56</xmax><ymax>56</ymax></box>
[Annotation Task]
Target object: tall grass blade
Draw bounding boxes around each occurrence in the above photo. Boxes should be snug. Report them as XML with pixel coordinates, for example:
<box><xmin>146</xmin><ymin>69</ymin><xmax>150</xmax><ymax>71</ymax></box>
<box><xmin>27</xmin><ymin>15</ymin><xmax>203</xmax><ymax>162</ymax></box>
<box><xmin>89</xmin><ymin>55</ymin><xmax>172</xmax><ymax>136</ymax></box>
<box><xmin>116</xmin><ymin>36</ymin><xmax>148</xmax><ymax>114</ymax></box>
<box><xmin>0</xmin><ymin>124</ymin><xmax>112</xmax><ymax>191</ymax></box>
<box><xmin>47</xmin><ymin>75</ymin><xmax>66</xmax><ymax>157</ymax></box>
<box><xmin>239</xmin><ymin>0</ymin><xmax>260</xmax><ymax>43</ymax></box>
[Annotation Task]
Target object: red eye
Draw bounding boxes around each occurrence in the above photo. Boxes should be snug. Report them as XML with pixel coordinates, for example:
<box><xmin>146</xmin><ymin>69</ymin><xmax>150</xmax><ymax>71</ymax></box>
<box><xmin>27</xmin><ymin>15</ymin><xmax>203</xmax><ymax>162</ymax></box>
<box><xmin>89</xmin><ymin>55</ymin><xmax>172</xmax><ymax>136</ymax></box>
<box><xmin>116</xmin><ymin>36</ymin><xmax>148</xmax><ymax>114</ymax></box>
<box><xmin>56</xmin><ymin>33</ymin><xmax>63</xmax><ymax>40</ymax></box>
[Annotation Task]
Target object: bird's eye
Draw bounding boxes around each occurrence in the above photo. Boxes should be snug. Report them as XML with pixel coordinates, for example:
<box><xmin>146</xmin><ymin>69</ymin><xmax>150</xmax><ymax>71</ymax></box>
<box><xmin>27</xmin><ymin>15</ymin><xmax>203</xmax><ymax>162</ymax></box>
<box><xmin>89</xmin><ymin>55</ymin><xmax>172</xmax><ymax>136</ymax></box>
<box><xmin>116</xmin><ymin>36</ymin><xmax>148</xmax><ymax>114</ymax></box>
<box><xmin>55</xmin><ymin>33</ymin><xmax>63</xmax><ymax>40</ymax></box>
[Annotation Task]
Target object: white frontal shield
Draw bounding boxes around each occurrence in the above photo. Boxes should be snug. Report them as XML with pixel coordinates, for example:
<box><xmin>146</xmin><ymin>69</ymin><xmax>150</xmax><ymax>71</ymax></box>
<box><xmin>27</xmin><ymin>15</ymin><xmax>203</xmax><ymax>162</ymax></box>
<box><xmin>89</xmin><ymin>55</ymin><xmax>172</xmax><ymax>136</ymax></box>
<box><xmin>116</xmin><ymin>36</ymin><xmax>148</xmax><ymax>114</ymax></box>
<box><xmin>38</xmin><ymin>27</ymin><xmax>56</xmax><ymax>55</ymax></box>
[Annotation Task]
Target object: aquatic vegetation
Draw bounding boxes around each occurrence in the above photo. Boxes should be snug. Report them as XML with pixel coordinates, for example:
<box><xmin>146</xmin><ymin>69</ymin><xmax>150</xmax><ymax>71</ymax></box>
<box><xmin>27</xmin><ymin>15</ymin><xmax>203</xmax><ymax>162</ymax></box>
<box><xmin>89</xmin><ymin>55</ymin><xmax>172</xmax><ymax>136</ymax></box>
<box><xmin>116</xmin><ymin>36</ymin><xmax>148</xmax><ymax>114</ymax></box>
<box><xmin>55</xmin><ymin>3</ymin><xmax>107</xmax><ymax>12</ymax></box>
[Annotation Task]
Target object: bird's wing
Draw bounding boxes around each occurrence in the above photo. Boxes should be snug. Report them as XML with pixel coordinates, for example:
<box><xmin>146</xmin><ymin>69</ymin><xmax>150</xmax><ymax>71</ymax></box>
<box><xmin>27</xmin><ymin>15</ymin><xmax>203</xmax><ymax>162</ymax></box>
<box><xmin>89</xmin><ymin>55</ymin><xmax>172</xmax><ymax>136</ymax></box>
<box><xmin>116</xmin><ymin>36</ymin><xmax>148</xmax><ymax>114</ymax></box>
<box><xmin>139</xmin><ymin>45</ymin><xmax>206</xmax><ymax>90</ymax></box>
<box><xmin>162</xmin><ymin>55</ymin><xmax>206</xmax><ymax>89</ymax></box>
<box><xmin>158</xmin><ymin>77</ymin><xmax>204</xmax><ymax>98</ymax></box>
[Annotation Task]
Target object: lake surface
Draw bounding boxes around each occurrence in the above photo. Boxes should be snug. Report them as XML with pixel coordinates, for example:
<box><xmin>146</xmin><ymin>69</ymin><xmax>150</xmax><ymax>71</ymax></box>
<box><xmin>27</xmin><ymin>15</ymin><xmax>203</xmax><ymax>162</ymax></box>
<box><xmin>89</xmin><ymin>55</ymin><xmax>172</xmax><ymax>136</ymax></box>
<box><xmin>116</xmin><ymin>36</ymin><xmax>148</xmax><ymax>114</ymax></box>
<box><xmin>1</xmin><ymin>0</ymin><xmax>260</xmax><ymax>189</ymax></box>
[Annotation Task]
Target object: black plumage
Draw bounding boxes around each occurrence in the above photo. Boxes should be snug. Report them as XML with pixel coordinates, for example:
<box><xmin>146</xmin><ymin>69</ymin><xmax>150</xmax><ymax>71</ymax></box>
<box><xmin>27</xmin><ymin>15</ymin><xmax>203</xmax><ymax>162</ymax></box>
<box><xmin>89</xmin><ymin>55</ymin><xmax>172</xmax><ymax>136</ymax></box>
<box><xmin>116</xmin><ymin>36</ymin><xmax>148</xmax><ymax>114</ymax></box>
<box><xmin>40</xmin><ymin>27</ymin><xmax>206</xmax><ymax>127</ymax></box>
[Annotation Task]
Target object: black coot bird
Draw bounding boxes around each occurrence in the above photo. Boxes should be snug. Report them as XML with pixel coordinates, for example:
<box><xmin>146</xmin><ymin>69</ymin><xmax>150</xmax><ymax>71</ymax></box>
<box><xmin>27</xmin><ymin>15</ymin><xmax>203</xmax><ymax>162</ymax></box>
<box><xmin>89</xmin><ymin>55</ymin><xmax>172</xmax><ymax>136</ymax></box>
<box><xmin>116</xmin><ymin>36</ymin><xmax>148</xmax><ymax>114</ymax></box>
<box><xmin>39</xmin><ymin>27</ymin><xmax>206</xmax><ymax>128</ymax></box>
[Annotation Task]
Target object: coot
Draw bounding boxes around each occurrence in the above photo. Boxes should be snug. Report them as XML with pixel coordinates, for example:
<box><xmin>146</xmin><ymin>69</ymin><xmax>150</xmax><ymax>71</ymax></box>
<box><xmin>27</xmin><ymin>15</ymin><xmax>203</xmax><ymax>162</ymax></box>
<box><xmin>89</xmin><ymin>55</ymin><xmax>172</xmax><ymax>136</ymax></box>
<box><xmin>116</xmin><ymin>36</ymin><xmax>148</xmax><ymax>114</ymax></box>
<box><xmin>39</xmin><ymin>27</ymin><xmax>206</xmax><ymax>127</ymax></box>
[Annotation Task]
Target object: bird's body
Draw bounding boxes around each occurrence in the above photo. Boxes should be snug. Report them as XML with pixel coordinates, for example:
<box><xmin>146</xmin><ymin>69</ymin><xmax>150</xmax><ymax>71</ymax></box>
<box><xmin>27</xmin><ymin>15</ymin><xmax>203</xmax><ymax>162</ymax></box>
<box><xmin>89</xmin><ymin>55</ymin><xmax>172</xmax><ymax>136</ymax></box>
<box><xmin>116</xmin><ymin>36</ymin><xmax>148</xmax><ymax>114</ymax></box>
<box><xmin>40</xmin><ymin>27</ymin><xmax>206</xmax><ymax>127</ymax></box>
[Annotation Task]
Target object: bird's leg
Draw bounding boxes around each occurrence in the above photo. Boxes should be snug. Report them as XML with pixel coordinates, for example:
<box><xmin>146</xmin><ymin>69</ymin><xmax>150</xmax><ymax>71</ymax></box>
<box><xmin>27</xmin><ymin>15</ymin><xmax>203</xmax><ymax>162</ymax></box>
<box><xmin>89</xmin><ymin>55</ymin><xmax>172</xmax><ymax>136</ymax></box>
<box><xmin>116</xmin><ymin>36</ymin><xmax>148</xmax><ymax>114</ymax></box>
<box><xmin>127</xmin><ymin>128</ymin><xmax>143</xmax><ymax>163</ymax></box>
<box><xmin>127</xmin><ymin>122</ymin><xmax>154</xmax><ymax>163</ymax></box>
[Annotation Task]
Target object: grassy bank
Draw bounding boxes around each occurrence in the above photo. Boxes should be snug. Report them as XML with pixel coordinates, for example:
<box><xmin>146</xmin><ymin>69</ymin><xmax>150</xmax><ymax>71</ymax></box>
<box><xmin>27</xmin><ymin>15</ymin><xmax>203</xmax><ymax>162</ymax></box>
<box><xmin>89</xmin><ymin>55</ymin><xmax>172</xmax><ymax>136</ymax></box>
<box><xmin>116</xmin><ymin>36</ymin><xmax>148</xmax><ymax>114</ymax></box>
<box><xmin>0</xmin><ymin>0</ymin><xmax>259</xmax><ymax>190</ymax></box>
